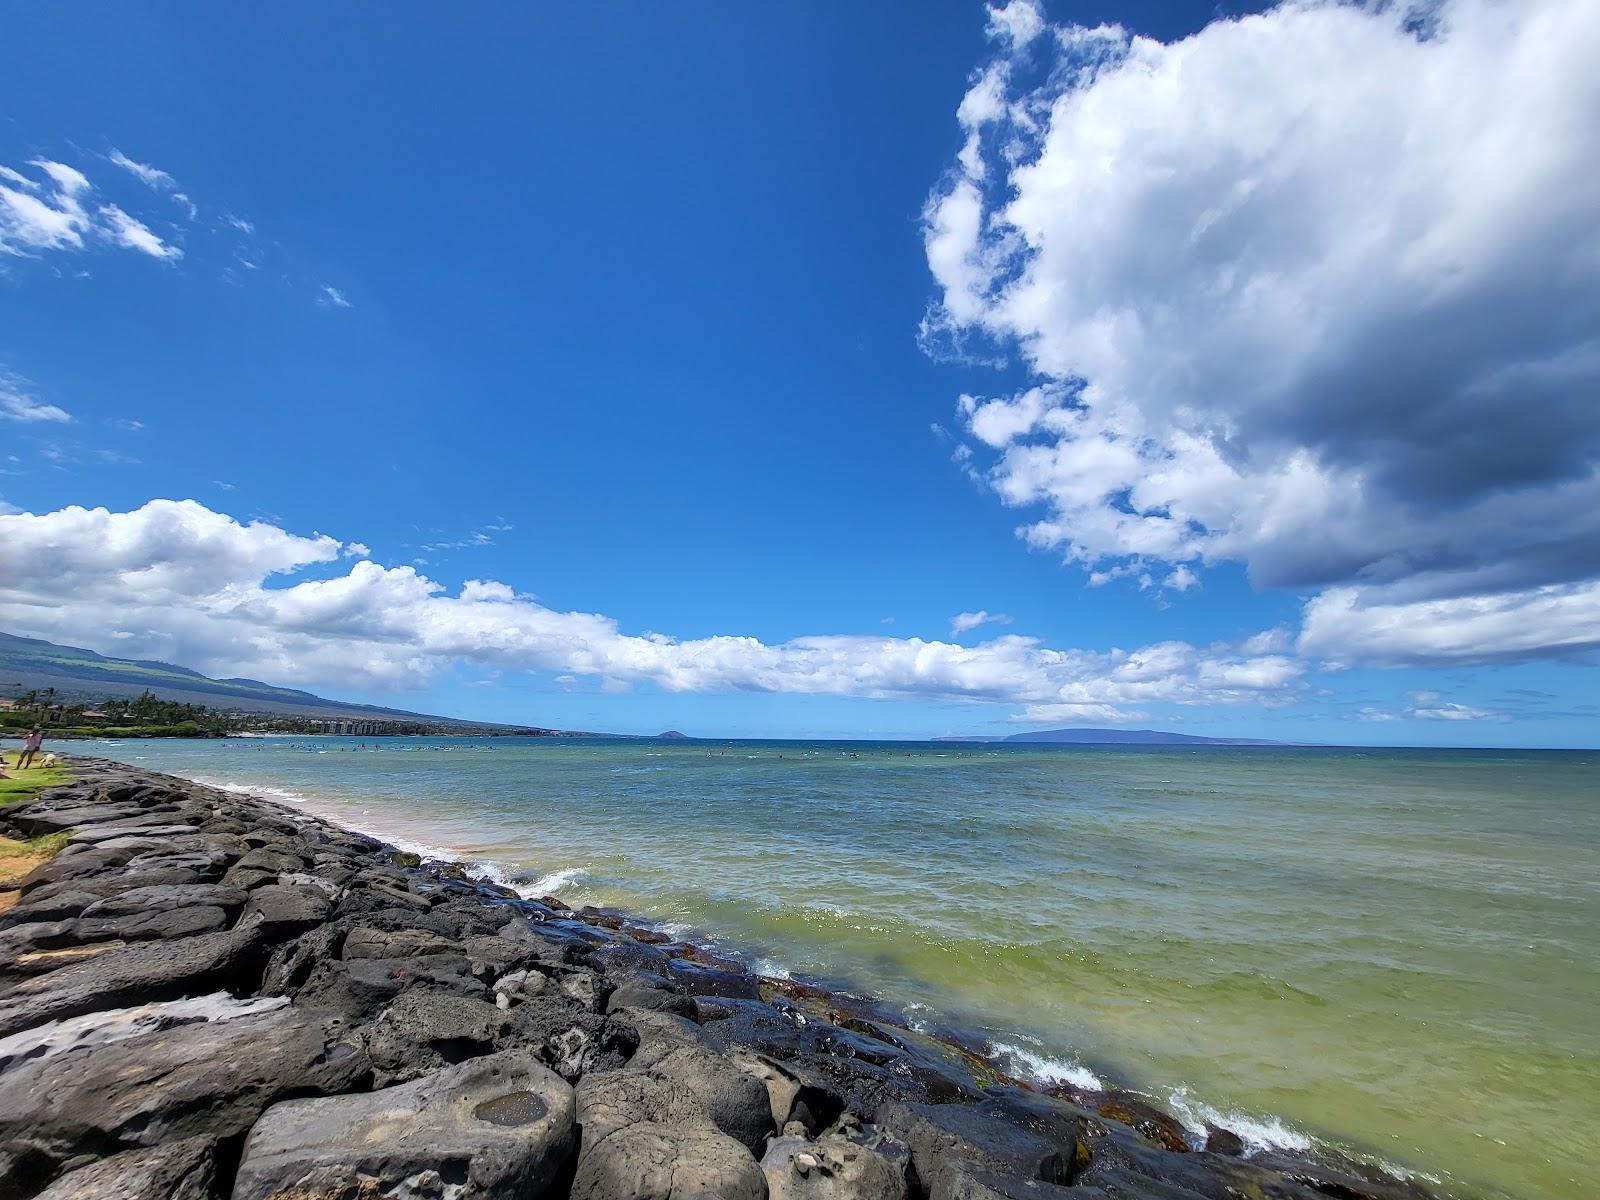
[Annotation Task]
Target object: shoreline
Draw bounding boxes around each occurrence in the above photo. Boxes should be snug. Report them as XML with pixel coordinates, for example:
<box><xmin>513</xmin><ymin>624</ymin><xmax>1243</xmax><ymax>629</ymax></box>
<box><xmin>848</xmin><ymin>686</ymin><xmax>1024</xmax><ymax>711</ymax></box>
<box><xmin>145</xmin><ymin>768</ymin><xmax>1329</xmax><ymax>1145</ymax></box>
<box><xmin>183</xmin><ymin>771</ymin><xmax>1306</xmax><ymax>1149</ymax></box>
<box><xmin>0</xmin><ymin>756</ymin><xmax>1452</xmax><ymax>1199</ymax></box>
<box><xmin>193</xmin><ymin>777</ymin><xmax>1117</xmax><ymax>1082</ymax></box>
<box><xmin>146</xmin><ymin>762</ymin><xmax>1445</xmax><ymax>1181</ymax></box>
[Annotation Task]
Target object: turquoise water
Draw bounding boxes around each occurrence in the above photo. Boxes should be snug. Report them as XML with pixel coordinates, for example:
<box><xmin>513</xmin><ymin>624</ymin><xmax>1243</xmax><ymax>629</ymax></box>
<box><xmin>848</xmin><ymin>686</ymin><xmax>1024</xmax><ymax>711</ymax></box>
<box><xmin>84</xmin><ymin>737</ymin><xmax>1597</xmax><ymax>1200</ymax></box>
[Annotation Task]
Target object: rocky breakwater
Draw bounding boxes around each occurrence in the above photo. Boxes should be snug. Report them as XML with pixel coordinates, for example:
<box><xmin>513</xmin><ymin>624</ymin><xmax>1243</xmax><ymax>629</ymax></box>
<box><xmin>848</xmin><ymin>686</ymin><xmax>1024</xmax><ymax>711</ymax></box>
<box><xmin>0</xmin><ymin>758</ymin><xmax>1450</xmax><ymax>1200</ymax></box>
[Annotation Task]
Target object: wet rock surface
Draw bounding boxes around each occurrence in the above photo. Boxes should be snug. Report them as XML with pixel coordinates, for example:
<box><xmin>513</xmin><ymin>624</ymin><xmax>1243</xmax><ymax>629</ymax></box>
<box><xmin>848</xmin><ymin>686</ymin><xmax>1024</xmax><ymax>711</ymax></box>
<box><xmin>0</xmin><ymin>758</ymin><xmax>1454</xmax><ymax>1199</ymax></box>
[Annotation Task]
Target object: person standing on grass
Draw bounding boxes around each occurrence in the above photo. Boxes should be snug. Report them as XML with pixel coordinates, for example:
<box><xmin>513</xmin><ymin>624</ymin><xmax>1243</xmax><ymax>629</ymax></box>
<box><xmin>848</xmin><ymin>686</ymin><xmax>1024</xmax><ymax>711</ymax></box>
<box><xmin>16</xmin><ymin>728</ymin><xmax>43</xmax><ymax>771</ymax></box>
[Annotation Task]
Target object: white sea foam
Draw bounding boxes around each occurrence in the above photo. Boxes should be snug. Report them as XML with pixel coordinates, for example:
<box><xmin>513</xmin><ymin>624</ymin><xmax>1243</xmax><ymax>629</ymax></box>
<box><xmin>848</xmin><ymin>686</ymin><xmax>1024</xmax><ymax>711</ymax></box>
<box><xmin>902</xmin><ymin>1002</ymin><xmax>936</xmax><ymax>1034</ymax></box>
<box><xmin>446</xmin><ymin>858</ymin><xmax>591</xmax><ymax>900</ymax></box>
<box><xmin>192</xmin><ymin>776</ymin><xmax>461</xmax><ymax>864</ymax></box>
<box><xmin>461</xmin><ymin>859</ymin><xmax>518</xmax><ymax>890</ymax></box>
<box><xmin>195</xmin><ymin>774</ymin><xmax>599</xmax><ymax>905</ymax></box>
<box><xmin>196</xmin><ymin>777</ymin><xmax>310</xmax><ymax>806</ymax></box>
<box><xmin>518</xmin><ymin>866</ymin><xmax>589</xmax><ymax>896</ymax></box>
<box><xmin>1165</xmin><ymin>1086</ymin><xmax>1313</xmax><ymax>1153</ymax></box>
<box><xmin>990</xmin><ymin>1040</ymin><xmax>1105</xmax><ymax>1092</ymax></box>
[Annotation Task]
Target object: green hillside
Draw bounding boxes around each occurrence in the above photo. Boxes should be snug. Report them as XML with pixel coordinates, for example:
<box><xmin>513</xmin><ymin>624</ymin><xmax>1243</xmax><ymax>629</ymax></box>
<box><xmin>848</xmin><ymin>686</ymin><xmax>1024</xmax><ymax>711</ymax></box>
<box><xmin>0</xmin><ymin>632</ymin><xmax>508</xmax><ymax>728</ymax></box>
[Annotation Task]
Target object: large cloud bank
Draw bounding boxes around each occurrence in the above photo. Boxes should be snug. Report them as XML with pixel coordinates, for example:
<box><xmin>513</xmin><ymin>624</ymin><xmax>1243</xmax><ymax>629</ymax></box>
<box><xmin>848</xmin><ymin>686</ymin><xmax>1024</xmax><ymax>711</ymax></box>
<box><xmin>0</xmin><ymin>500</ymin><xmax>1303</xmax><ymax>721</ymax></box>
<box><xmin>927</xmin><ymin>0</ymin><xmax>1600</xmax><ymax>665</ymax></box>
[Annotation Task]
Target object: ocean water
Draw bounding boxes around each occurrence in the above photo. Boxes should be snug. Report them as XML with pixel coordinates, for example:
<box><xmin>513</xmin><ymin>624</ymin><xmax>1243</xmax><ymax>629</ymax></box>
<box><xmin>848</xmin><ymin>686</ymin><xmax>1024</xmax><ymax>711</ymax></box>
<box><xmin>83</xmin><ymin>737</ymin><xmax>1597</xmax><ymax>1200</ymax></box>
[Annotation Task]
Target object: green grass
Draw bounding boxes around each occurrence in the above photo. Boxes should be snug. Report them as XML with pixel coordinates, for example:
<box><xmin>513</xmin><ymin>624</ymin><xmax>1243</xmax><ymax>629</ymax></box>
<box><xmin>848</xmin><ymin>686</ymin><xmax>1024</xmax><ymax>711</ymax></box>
<box><xmin>0</xmin><ymin>761</ymin><xmax>70</xmax><ymax>875</ymax></box>
<box><xmin>0</xmin><ymin>828</ymin><xmax>68</xmax><ymax>859</ymax></box>
<box><xmin>0</xmin><ymin>761</ymin><xmax>68</xmax><ymax>807</ymax></box>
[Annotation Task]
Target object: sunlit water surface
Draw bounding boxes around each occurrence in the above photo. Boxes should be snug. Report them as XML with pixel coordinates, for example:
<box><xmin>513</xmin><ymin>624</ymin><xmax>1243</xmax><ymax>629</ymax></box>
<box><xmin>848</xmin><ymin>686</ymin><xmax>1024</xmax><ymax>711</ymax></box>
<box><xmin>84</xmin><ymin>737</ymin><xmax>1597</xmax><ymax>1200</ymax></box>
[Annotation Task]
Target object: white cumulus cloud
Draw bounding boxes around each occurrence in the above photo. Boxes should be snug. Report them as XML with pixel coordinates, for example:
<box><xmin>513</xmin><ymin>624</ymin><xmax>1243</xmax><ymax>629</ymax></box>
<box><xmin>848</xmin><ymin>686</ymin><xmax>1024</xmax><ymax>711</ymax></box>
<box><xmin>0</xmin><ymin>500</ymin><xmax>1307</xmax><ymax>718</ymax></box>
<box><xmin>1300</xmin><ymin>581</ymin><xmax>1600</xmax><ymax>666</ymax></box>
<box><xmin>927</xmin><ymin>0</ymin><xmax>1600</xmax><ymax>667</ymax></box>
<box><xmin>985</xmin><ymin>0</ymin><xmax>1044</xmax><ymax>49</ymax></box>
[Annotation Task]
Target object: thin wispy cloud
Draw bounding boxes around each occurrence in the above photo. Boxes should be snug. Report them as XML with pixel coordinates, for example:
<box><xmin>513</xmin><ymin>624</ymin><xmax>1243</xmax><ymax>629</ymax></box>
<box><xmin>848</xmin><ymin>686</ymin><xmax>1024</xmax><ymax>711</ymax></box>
<box><xmin>31</xmin><ymin>160</ymin><xmax>90</xmax><ymax>195</ymax></box>
<box><xmin>1406</xmin><ymin>692</ymin><xmax>1501</xmax><ymax>722</ymax></box>
<box><xmin>1</xmin><ymin>160</ymin><xmax>92</xmax><ymax>253</ymax></box>
<box><xmin>107</xmin><ymin>148</ymin><xmax>175</xmax><ymax>190</ymax></box>
<box><xmin>1</xmin><ymin>157</ymin><xmax>180</xmax><ymax>261</ymax></box>
<box><xmin>950</xmin><ymin>610</ymin><xmax>1012</xmax><ymax>635</ymax></box>
<box><xmin>3</xmin><ymin>152</ymin><xmax>345</xmax><ymax>310</ymax></box>
<box><xmin>1</xmin><ymin>394</ymin><xmax>72</xmax><ymax>424</ymax></box>
<box><xmin>421</xmin><ymin>528</ymin><xmax>495</xmax><ymax>551</ymax></box>
<box><xmin>99</xmin><ymin>203</ymin><xmax>182</xmax><ymax>260</ymax></box>
<box><xmin>0</xmin><ymin>374</ymin><xmax>71</xmax><ymax>424</ymax></box>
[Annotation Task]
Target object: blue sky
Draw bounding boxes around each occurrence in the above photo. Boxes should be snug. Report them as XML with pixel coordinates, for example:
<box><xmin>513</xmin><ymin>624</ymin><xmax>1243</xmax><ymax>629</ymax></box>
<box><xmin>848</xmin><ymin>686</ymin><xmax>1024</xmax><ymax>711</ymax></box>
<box><xmin>2</xmin><ymin>1</ymin><xmax>1596</xmax><ymax>745</ymax></box>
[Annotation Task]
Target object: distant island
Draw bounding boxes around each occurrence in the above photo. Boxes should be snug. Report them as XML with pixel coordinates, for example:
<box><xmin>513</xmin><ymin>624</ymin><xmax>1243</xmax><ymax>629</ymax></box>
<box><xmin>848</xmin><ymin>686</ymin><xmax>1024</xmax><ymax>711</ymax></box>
<box><xmin>935</xmin><ymin>726</ymin><xmax>1282</xmax><ymax>746</ymax></box>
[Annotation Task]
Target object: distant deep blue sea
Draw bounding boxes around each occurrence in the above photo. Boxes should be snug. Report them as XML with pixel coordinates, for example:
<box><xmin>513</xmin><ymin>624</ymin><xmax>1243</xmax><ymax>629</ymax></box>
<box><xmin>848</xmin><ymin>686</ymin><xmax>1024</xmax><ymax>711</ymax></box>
<box><xmin>86</xmin><ymin>737</ymin><xmax>1598</xmax><ymax>1200</ymax></box>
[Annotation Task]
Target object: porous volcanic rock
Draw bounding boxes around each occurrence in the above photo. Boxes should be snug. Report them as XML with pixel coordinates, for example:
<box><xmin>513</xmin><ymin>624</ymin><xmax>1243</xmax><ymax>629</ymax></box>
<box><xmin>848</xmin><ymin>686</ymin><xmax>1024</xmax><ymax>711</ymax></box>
<box><xmin>231</xmin><ymin>1051</ymin><xmax>575</xmax><ymax>1200</ymax></box>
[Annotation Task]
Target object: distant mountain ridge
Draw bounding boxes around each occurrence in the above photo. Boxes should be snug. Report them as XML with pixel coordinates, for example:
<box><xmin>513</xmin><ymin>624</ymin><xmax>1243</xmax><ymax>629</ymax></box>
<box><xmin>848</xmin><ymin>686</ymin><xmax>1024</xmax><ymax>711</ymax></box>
<box><xmin>935</xmin><ymin>726</ymin><xmax>1280</xmax><ymax>746</ymax></box>
<box><xmin>0</xmin><ymin>632</ymin><xmax>512</xmax><ymax>728</ymax></box>
<box><xmin>0</xmin><ymin>633</ymin><xmax>694</xmax><ymax>738</ymax></box>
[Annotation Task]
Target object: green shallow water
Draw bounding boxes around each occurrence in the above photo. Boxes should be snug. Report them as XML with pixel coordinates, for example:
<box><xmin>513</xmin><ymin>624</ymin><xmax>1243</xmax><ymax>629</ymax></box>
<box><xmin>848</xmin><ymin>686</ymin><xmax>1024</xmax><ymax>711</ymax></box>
<box><xmin>86</xmin><ymin>737</ymin><xmax>1598</xmax><ymax>1200</ymax></box>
